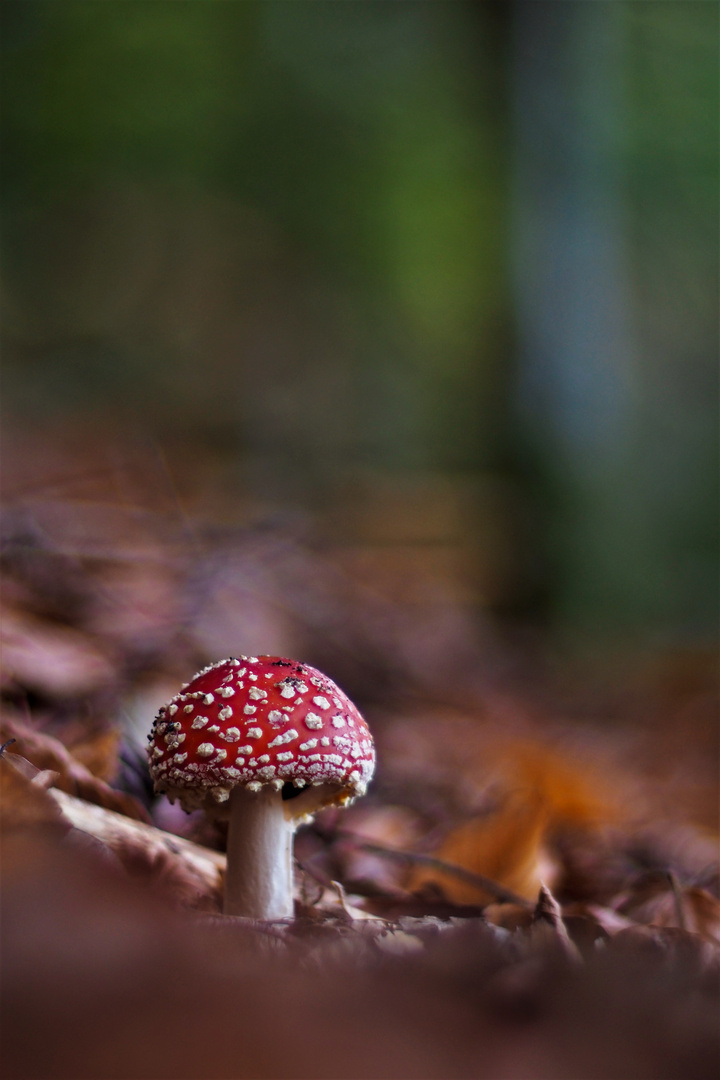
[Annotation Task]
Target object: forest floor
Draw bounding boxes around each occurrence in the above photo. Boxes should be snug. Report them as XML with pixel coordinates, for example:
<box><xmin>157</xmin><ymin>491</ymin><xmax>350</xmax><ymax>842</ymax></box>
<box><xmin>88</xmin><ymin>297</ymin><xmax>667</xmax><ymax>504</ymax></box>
<box><xmin>1</xmin><ymin>429</ymin><xmax>718</xmax><ymax>1080</ymax></box>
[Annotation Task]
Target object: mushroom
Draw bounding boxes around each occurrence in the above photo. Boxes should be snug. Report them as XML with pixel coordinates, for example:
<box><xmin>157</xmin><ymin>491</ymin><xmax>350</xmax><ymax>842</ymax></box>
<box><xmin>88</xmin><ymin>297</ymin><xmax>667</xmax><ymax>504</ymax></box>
<box><xmin>147</xmin><ymin>656</ymin><xmax>375</xmax><ymax>919</ymax></box>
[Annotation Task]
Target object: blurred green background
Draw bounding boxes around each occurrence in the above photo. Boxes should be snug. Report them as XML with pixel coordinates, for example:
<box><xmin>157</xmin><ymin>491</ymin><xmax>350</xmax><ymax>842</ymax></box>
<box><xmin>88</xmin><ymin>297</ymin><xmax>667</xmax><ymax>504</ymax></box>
<box><xmin>1</xmin><ymin>0</ymin><xmax>717</xmax><ymax>650</ymax></box>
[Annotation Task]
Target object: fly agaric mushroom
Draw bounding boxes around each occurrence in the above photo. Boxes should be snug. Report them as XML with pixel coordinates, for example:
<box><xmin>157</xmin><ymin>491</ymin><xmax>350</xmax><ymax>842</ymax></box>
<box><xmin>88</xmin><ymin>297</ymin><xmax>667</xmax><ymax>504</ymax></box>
<box><xmin>147</xmin><ymin>656</ymin><xmax>375</xmax><ymax>919</ymax></box>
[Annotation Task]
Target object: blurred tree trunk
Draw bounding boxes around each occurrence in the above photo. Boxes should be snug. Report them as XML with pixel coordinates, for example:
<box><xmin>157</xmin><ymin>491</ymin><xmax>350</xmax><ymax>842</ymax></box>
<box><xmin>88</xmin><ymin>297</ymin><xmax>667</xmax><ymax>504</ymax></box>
<box><xmin>510</xmin><ymin>1</ymin><xmax>718</xmax><ymax>645</ymax></box>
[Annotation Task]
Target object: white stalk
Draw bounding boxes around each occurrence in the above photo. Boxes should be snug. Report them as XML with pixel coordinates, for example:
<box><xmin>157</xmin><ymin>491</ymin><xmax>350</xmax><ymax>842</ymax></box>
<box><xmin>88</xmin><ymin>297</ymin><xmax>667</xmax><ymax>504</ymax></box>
<box><xmin>223</xmin><ymin>786</ymin><xmax>294</xmax><ymax>919</ymax></box>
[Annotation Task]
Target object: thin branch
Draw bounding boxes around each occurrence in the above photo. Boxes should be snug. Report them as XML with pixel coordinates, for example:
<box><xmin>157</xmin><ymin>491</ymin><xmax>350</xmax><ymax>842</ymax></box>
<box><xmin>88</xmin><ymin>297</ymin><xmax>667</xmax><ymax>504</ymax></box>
<box><xmin>336</xmin><ymin>830</ymin><xmax>533</xmax><ymax>909</ymax></box>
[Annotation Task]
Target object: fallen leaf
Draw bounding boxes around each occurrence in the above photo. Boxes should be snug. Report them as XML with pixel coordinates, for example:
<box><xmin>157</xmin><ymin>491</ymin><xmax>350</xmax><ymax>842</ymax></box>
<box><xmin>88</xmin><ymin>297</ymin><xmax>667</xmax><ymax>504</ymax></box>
<box><xmin>0</xmin><ymin>753</ymin><xmax>66</xmax><ymax>835</ymax></box>
<box><xmin>49</xmin><ymin>787</ymin><xmax>224</xmax><ymax>909</ymax></box>
<box><xmin>67</xmin><ymin>727</ymin><xmax>122</xmax><ymax>783</ymax></box>
<box><xmin>0</xmin><ymin>717</ymin><xmax>150</xmax><ymax>822</ymax></box>
<box><xmin>407</xmin><ymin>787</ymin><xmax>553</xmax><ymax>903</ymax></box>
<box><xmin>615</xmin><ymin>872</ymin><xmax>720</xmax><ymax>943</ymax></box>
<box><xmin>1</xmin><ymin>608</ymin><xmax>116</xmax><ymax>697</ymax></box>
<box><xmin>530</xmin><ymin>883</ymin><xmax>582</xmax><ymax>963</ymax></box>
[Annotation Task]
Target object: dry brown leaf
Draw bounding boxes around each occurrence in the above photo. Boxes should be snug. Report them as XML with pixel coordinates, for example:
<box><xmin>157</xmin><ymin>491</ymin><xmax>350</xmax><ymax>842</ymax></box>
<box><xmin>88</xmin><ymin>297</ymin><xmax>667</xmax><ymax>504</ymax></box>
<box><xmin>1</xmin><ymin>744</ymin><xmax>223</xmax><ymax>908</ymax></box>
<box><xmin>530</xmin><ymin>883</ymin><xmax>582</xmax><ymax>962</ymax></box>
<box><xmin>1</xmin><ymin>608</ymin><xmax>116</xmax><ymax>697</ymax></box>
<box><xmin>680</xmin><ymin>888</ymin><xmax>720</xmax><ymax>943</ymax></box>
<box><xmin>0</xmin><ymin>717</ymin><xmax>150</xmax><ymax>822</ymax></box>
<box><xmin>404</xmin><ymin>736</ymin><xmax>625</xmax><ymax>905</ymax></box>
<box><xmin>505</xmin><ymin>739</ymin><xmax>622</xmax><ymax>827</ymax></box>
<box><xmin>0</xmin><ymin>752</ymin><xmax>67</xmax><ymax>835</ymax></box>
<box><xmin>66</xmin><ymin>727</ymin><xmax>121</xmax><ymax>783</ymax></box>
<box><xmin>483</xmin><ymin>902</ymin><xmax>534</xmax><ymax>931</ymax></box>
<box><xmin>615</xmin><ymin>873</ymin><xmax>720</xmax><ymax>943</ymax></box>
<box><xmin>49</xmin><ymin>787</ymin><xmax>224</xmax><ymax>909</ymax></box>
<box><xmin>609</xmin><ymin>923</ymin><xmax>720</xmax><ymax>975</ymax></box>
<box><xmin>568</xmin><ymin>903</ymin><xmax>638</xmax><ymax>936</ymax></box>
<box><xmin>407</xmin><ymin>787</ymin><xmax>553</xmax><ymax>903</ymax></box>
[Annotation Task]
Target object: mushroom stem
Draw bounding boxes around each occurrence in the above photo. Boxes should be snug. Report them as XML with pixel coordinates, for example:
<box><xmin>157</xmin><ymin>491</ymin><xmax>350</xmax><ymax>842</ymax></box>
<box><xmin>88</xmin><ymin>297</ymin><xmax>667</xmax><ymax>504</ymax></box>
<box><xmin>224</xmin><ymin>786</ymin><xmax>294</xmax><ymax>919</ymax></box>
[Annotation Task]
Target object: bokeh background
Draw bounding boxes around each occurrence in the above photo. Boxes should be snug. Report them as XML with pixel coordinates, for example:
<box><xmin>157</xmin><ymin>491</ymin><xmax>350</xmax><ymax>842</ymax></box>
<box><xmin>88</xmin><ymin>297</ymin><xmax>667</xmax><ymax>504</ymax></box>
<box><xmin>2</xmin><ymin>0</ymin><xmax>717</xmax><ymax>652</ymax></box>
<box><xmin>2</xmin><ymin>6</ymin><xmax>719</xmax><ymax>1079</ymax></box>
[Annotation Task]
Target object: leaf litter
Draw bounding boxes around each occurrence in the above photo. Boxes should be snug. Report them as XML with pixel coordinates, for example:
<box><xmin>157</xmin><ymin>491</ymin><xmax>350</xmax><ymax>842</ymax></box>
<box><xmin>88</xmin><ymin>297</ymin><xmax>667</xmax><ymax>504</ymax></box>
<box><xmin>1</xmin><ymin>432</ymin><xmax>718</xmax><ymax>1079</ymax></box>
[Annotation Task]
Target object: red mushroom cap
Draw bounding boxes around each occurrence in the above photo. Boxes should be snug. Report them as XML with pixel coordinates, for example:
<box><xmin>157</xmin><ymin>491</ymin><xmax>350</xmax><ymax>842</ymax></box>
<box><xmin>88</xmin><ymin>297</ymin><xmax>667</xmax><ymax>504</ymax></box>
<box><xmin>147</xmin><ymin>656</ymin><xmax>375</xmax><ymax>815</ymax></box>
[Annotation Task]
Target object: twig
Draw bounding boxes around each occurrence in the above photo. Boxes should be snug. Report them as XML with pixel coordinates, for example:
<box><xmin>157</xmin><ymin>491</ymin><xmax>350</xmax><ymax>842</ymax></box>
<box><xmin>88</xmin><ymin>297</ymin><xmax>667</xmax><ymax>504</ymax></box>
<box><xmin>336</xmin><ymin>830</ymin><xmax>533</xmax><ymax>909</ymax></box>
<box><xmin>667</xmin><ymin>870</ymin><xmax>688</xmax><ymax>932</ymax></box>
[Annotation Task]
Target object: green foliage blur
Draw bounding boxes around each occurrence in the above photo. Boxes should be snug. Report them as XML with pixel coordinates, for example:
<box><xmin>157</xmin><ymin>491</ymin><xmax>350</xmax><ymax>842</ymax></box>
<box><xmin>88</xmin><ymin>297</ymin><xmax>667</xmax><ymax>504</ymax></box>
<box><xmin>1</xmin><ymin>1</ymin><xmax>717</xmax><ymax>648</ymax></box>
